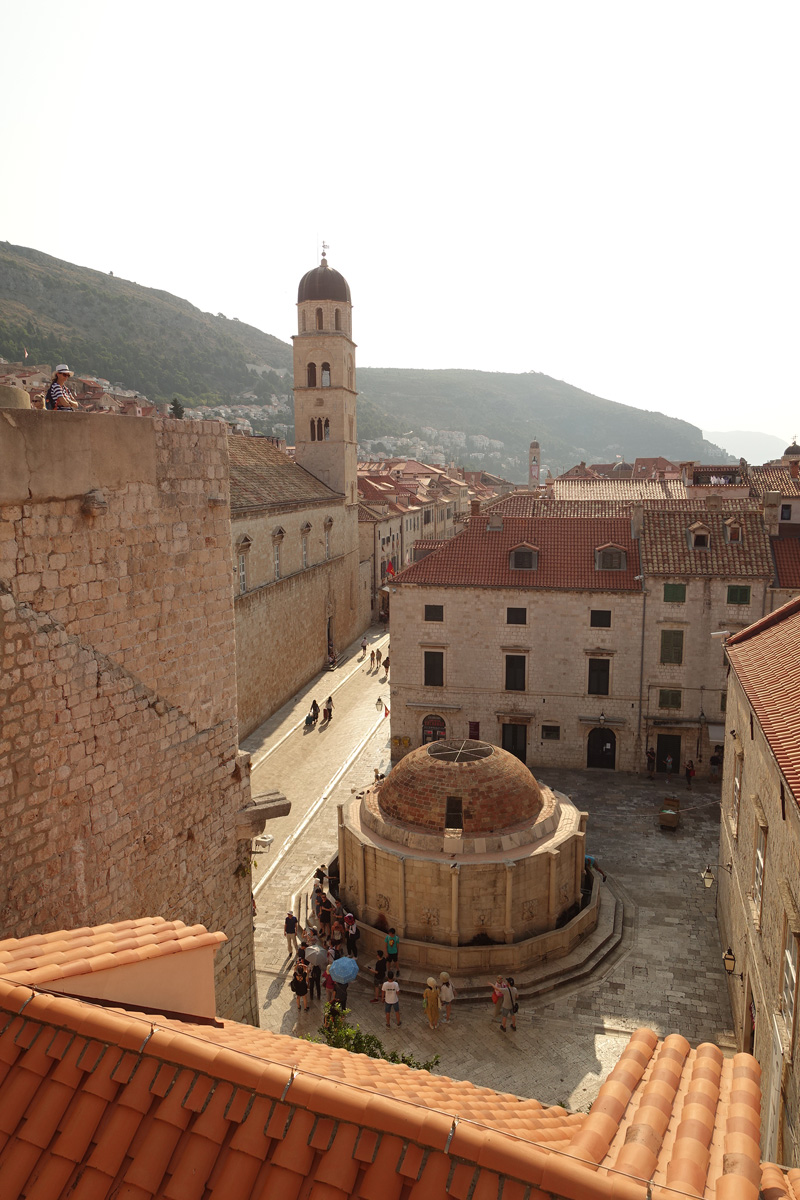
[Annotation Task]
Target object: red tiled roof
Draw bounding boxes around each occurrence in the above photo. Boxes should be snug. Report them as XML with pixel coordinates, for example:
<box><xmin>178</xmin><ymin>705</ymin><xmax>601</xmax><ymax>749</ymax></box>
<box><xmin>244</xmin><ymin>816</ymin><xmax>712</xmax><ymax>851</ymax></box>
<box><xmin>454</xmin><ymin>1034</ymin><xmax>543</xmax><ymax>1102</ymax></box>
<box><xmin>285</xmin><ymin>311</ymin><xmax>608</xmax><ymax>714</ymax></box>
<box><xmin>0</xmin><ymin>918</ymin><xmax>225</xmax><ymax>987</ymax></box>
<box><xmin>772</xmin><ymin>537</ymin><xmax>800</xmax><ymax>589</ymax></box>
<box><xmin>396</xmin><ymin>517</ymin><xmax>641</xmax><ymax>590</ymax></box>
<box><xmin>487</xmin><ymin>496</ymin><xmax>760</xmax><ymax>519</ymax></box>
<box><xmin>726</xmin><ymin>596</ymin><xmax>800</xmax><ymax>800</ymax></box>
<box><xmin>228</xmin><ymin>436</ymin><xmax>341</xmax><ymax>510</ymax></box>
<box><xmin>641</xmin><ymin>511</ymin><xmax>774</xmax><ymax>578</ymax></box>
<box><xmin>749</xmin><ymin>465</ymin><xmax>800</xmax><ymax>498</ymax></box>
<box><xmin>553</xmin><ymin>479</ymin><xmax>688</xmax><ymax>499</ymax></box>
<box><xmin>0</xmin><ymin>967</ymin><xmax>774</xmax><ymax>1200</ymax></box>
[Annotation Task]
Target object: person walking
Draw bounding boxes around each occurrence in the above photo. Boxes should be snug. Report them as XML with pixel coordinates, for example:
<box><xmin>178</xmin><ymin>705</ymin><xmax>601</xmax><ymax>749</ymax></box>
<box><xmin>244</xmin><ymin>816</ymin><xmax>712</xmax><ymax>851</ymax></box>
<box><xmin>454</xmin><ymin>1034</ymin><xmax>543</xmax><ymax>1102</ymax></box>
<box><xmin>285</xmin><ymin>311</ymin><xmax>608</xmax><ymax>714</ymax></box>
<box><xmin>324</xmin><ymin>695</ymin><xmax>334</xmax><ymax>723</ymax></box>
<box><xmin>646</xmin><ymin>746</ymin><xmax>656</xmax><ymax>779</ymax></box>
<box><xmin>361</xmin><ymin>636</ymin><xmax>367</xmax><ymax>658</ymax></box>
<box><xmin>490</xmin><ymin>977</ymin><xmax>504</xmax><ymax>1022</ymax></box>
<box><xmin>383</xmin><ymin>655</ymin><xmax>389</xmax><ymax>679</ymax></box>
<box><xmin>665</xmin><ymin>752</ymin><xmax>673</xmax><ymax>782</ymax></box>
<box><xmin>284</xmin><ymin>911</ymin><xmax>299</xmax><ymax>956</ymax></box>
<box><xmin>319</xmin><ymin>893</ymin><xmax>333</xmax><ymax>935</ymax></box>
<box><xmin>423</xmin><ymin>977</ymin><xmax>441</xmax><ymax>1029</ymax></box>
<box><xmin>344</xmin><ymin>914</ymin><xmax>360</xmax><ymax>958</ymax></box>
<box><xmin>684</xmin><ymin>759</ymin><xmax>695</xmax><ymax>790</ymax></box>
<box><xmin>500</xmin><ymin>977</ymin><xmax>518</xmax><ymax>1032</ymax></box>
<box><xmin>310</xmin><ymin>699</ymin><xmax>320</xmax><ymax>724</ymax></box>
<box><xmin>382</xmin><ymin>971</ymin><xmax>401</xmax><ymax>1027</ymax></box>
<box><xmin>289</xmin><ymin>964</ymin><xmax>309</xmax><ymax>1013</ymax></box>
<box><xmin>439</xmin><ymin>972</ymin><xmax>456</xmax><ymax>1022</ymax></box>
<box><xmin>375</xmin><ymin>648</ymin><xmax>382</xmax><ymax>670</ymax></box>
<box><xmin>370</xmin><ymin>649</ymin><xmax>376</xmax><ymax>670</ymax></box>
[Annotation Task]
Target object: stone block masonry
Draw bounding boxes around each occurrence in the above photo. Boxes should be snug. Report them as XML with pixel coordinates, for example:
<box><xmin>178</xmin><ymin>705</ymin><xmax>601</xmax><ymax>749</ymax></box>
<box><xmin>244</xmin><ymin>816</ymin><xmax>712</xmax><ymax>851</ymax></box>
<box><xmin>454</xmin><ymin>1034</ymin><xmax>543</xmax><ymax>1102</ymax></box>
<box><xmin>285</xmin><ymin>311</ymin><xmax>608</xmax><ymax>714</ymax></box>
<box><xmin>0</xmin><ymin>413</ymin><xmax>257</xmax><ymax>1022</ymax></box>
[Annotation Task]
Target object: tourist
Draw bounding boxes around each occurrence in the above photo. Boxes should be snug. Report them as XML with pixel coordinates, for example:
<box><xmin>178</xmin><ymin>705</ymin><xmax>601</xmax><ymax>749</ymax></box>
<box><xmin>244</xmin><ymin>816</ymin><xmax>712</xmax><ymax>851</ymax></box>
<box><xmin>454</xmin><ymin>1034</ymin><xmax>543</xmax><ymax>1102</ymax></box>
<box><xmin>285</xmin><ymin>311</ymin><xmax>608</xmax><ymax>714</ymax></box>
<box><xmin>665</xmin><ymin>752</ymin><xmax>673</xmax><ymax>781</ymax></box>
<box><xmin>323</xmin><ymin>695</ymin><xmax>334</xmax><ymax>723</ymax></box>
<box><xmin>382</xmin><ymin>970</ymin><xmax>401</xmax><ymax>1027</ymax></box>
<box><xmin>361</xmin><ymin>636</ymin><xmax>367</xmax><ymax>657</ymax></box>
<box><xmin>323</xmin><ymin>964</ymin><xmax>335</xmax><ymax>1005</ymax></box>
<box><xmin>289</xmin><ymin>963</ymin><xmax>309</xmax><ymax>1013</ymax></box>
<box><xmin>284</xmin><ymin>911</ymin><xmax>299</xmax><ymax>955</ymax></box>
<box><xmin>684</xmin><ymin>759</ymin><xmax>695</xmax><ymax>790</ymax></box>
<box><xmin>385</xmin><ymin>927</ymin><xmax>400</xmax><ymax>974</ymax></box>
<box><xmin>310</xmin><ymin>699</ymin><xmax>320</xmax><ymax>724</ymax></box>
<box><xmin>344</xmin><ymin>913</ymin><xmax>360</xmax><ymax>957</ymax></box>
<box><xmin>646</xmin><ymin>747</ymin><xmax>656</xmax><ymax>779</ymax></box>
<box><xmin>319</xmin><ymin>893</ymin><xmax>333</xmax><ymax>934</ymax></box>
<box><xmin>370</xmin><ymin>649</ymin><xmax>376</xmax><ymax>670</ymax></box>
<box><xmin>369</xmin><ymin>949</ymin><xmax>387</xmax><ymax>1001</ymax></box>
<box><xmin>499</xmin><ymin>977</ymin><xmax>518</xmax><ymax>1032</ymax></box>
<box><xmin>376</xmin><ymin>648</ymin><xmax>382</xmax><ymax>669</ymax></box>
<box><xmin>491</xmin><ymin>977</ymin><xmax>504</xmax><ymax>1022</ymax></box>
<box><xmin>383</xmin><ymin>655</ymin><xmax>389</xmax><ymax>679</ymax></box>
<box><xmin>313</xmin><ymin>863</ymin><xmax>327</xmax><ymax>885</ymax></box>
<box><xmin>584</xmin><ymin>854</ymin><xmax>607</xmax><ymax>882</ymax></box>
<box><xmin>710</xmin><ymin>746</ymin><xmax>722</xmax><ymax>778</ymax></box>
<box><xmin>45</xmin><ymin>365</ymin><xmax>80</xmax><ymax>411</ymax></box>
<box><xmin>439</xmin><ymin>972</ymin><xmax>456</xmax><ymax>1022</ymax></box>
<box><xmin>423</xmin><ymin>977</ymin><xmax>440</xmax><ymax>1029</ymax></box>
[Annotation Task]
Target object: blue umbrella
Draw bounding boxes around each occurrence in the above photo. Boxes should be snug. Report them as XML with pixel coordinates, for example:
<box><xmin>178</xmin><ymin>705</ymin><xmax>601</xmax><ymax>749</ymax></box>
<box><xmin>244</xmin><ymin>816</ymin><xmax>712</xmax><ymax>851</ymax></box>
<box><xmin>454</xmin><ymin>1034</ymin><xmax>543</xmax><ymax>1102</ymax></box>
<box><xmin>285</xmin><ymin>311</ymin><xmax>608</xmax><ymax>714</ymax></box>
<box><xmin>328</xmin><ymin>957</ymin><xmax>359</xmax><ymax>984</ymax></box>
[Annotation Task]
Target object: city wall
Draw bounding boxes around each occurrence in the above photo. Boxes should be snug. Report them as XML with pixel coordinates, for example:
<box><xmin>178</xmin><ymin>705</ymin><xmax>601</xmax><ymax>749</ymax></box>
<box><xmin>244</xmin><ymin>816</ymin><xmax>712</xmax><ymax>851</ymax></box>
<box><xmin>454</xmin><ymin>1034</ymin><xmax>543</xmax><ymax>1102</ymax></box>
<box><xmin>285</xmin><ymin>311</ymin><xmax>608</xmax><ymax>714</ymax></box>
<box><xmin>0</xmin><ymin>411</ymin><xmax>258</xmax><ymax>1022</ymax></box>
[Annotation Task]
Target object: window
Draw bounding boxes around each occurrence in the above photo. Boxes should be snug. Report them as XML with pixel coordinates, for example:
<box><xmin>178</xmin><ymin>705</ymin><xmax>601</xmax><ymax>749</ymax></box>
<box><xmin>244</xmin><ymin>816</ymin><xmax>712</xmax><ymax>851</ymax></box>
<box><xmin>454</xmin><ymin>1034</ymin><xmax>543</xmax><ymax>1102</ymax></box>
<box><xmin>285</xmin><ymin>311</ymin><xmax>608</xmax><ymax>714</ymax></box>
<box><xmin>307</xmin><ymin>363</ymin><xmax>317</xmax><ymax>388</ymax></box>
<box><xmin>658</xmin><ymin>689</ymin><xmax>682</xmax><ymax>709</ymax></box>
<box><xmin>753</xmin><ymin>825</ymin><xmax>766</xmax><ymax>919</ymax></box>
<box><xmin>782</xmin><ymin>925</ymin><xmax>798</xmax><ymax>1043</ymax></box>
<box><xmin>334</xmin><ymin>308</ymin><xmax>341</xmax><ymax>331</ymax></box>
<box><xmin>688</xmin><ymin>524</ymin><xmax>710</xmax><ymax>549</ymax></box>
<box><xmin>325</xmin><ymin>527</ymin><xmax>331</xmax><ymax>559</ymax></box>
<box><xmin>595</xmin><ymin>548</ymin><xmax>626</xmax><ymax>571</ymax></box>
<box><xmin>468</xmin><ymin>721</ymin><xmax>480</xmax><ymax>739</ymax></box>
<box><xmin>321</xmin><ymin>362</ymin><xmax>331</xmax><ymax>387</ymax></box>
<box><xmin>781</xmin><ymin>504</ymin><xmax>792</xmax><ymax>521</ymax></box>
<box><xmin>424</xmin><ymin>651</ymin><xmax>444</xmax><ymax>687</ymax></box>
<box><xmin>310</xmin><ymin>418</ymin><xmax>316</xmax><ymax>441</ymax></box>
<box><xmin>590</xmin><ymin>609</ymin><xmax>611</xmax><ymax>628</ymax></box>
<box><xmin>542</xmin><ymin>725</ymin><xmax>560</xmax><ymax>740</ymax></box>
<box><xmin>507</xmin><ymin>607</ymin><xmax>527</xmax><ymax>625</ymax></box>
<box><xmin>301</xmin><ymin>311</ymin><xmax>307</xmax><ymax>332</ymax></box>
<box><xmin>510</xmin><ymin>547</ymin><xmax>537</xmax><ymax>570</ymax></box>
<box><xmin>720</xmin><ymin>691</ymin><xmax>727</xmax><ymax>713</ymax></box>
<box><xmin>273</xmin><ymin>542</ymin><xmax>281</xmax><ymax>580</ymax></box>
<box><xmin>238</xmin><ymin>554</ymin><xmax>247</xmax><ymax>594</ymax></box>
<box><xmin>505</xmin><ymin>655</ymin><xmax>526</xmax><ymax>691</ymax></box>
<box><xmin>422</xmin><ymin>714</ymin><xmax>446</xmax><ymax>743</ymax></box>
<box><xmin>315</xmin><ymin>307</ymin><xmax>323</xmax><ymax>330</ymax></box>
<box><xmin>725</xmin><ymin>522</ymin><xmax>741</xmax><ymax>543</ymax></box>
<box><xmin>663</xmin><ymin>583</ymin><xmax>686</xmax><ymax>603</ymax></box>
<box><xmin>732</xmin><ymin>757</ymin><xmax>742</xmax><ymax>833</ymax></box>
<box><xmin>423</xmin><ymin>510</ymin><xmax>432</xmax><ymax>525</ymax></box>
<box><xmin>424</xmin><ymin>605</ymin><xmax>444</xmax><ymax>622</ymax></box>
<box><xmin>445</xmin><ymin>796</ymin><xmax>463</xmax><ymax>831</ymax></box>
<box><xmin>660</xmin><ymin>630</ymin><xmax>684</xmax><ymax>664</ymax></box>
<box><xmin>324</xmin><ymin>418</ymin><xmax>330</xmax><ymax>440</ymax></box>
<box><xmin>588</xmin><ymin>658</ymin><xmax>610</xmax><ymax>695</ymax></box>
<box><xmin>727</xmin><ymin>585</ymin><xmax>751</xmax><ymax>605</ymax></box>
<box><xmin>302</xmin><ymin>536</ymin><xmax>308</xmax><ymax>568</ymax></box>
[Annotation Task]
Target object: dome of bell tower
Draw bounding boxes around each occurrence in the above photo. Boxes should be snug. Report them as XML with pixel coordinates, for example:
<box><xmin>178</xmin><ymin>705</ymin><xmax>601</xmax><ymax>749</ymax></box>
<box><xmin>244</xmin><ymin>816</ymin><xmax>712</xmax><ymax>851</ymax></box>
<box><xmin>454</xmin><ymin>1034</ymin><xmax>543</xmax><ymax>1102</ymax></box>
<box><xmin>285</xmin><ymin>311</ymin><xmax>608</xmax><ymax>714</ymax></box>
<box><xmin>298</xmin><ymin>253</ymin><xmax>351</xmax><ymax>304</ymax></box>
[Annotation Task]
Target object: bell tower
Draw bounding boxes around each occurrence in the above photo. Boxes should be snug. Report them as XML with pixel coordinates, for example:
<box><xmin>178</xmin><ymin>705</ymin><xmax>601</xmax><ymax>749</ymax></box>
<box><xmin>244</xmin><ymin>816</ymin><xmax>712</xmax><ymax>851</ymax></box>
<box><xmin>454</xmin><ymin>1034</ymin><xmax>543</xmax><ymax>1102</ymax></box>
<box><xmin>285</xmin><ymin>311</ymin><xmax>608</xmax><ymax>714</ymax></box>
<box><xmin>293</xmin><ymin>250</ymin><xmax>357</xmax><ymax>504</ymax></box>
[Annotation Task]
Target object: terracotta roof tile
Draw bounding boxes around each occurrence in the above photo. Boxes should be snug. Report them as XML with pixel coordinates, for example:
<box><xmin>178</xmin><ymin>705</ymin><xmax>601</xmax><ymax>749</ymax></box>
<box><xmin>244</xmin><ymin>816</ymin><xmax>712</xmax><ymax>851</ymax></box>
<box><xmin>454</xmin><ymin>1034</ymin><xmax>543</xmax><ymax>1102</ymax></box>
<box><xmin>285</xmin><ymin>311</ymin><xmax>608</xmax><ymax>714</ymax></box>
<box><xmin>553</xmin><ymin>478</ymin><xmax>688</xmax><ymax>499</ymax></box>
<box><xmin>0</xmin><ymin>919</ymin><xmax>226</xmax><ymax>987</ymax></box>
<box><xmin>749</xmin><ymin>465</ymin><xmax>800</xmax><ymax>498</ymax></box>
<box><xmin>488</xmin><ymin>495</ymin><xmax>761</xmax><ymax>518</ymax></box>
<box><xmin>641</xmin><ymin>510</ymin><xmax>773</xmax><ymax>578</ymax></box>
<box><xmin>772</xmin><ymin>537</ymin><xmax>800</xmax><ymax>588</ymax></box>
<box><xmin>228</xmin><ymin>435</ymin><xmax>341</xmax><ymax>510</ymax></box>
<box><xmin>726</xmin><ymin>596</ymin><xmax>800</xmax><ymax>801</ymax></box>
<box><xmin>397</xmin><ymin>517</ymin><xmax>641</xmax><ymax>591</ymax></box>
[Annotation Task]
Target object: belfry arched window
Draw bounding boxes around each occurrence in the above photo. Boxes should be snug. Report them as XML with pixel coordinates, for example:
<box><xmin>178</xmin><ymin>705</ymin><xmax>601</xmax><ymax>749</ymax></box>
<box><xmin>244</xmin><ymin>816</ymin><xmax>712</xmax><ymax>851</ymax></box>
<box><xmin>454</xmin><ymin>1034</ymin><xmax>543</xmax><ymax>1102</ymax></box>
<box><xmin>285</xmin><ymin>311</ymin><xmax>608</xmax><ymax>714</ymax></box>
<box><xmin>310</xmin><ymin>419</ymin><xmax>316</xmax><ymax>441</ymax></box>
<box><xmin>316</xmin><ymin>308</ymin><xmax>323</xmax><ymax>330</ymax></box>
<box><xmin>307</xmin><ymin>363</ymin><xmax>316</xmax><ymax>388</ymax></box>
<box><xmin>301</xmin><ymin>311</ymin><xmax>307</xmax><ymax>332</ymax></box>
<box><xmin>324</xmin><ymin>418</ymin><xmax>330</xmax><ymax>440</ymax></box>
<box><xmin>316</xmin><ymin>417</ymin><xmax>323</xmax><ymax>441</ymax></box>
<box><xmin>321</xmin><ymin>362</ymin><xmax>331</xmax><ymax>387</ymax></box>
<box><xmin>334</xmin><ymin>308</ymin><xmax>341</xmax><ymax>331</ymax></box>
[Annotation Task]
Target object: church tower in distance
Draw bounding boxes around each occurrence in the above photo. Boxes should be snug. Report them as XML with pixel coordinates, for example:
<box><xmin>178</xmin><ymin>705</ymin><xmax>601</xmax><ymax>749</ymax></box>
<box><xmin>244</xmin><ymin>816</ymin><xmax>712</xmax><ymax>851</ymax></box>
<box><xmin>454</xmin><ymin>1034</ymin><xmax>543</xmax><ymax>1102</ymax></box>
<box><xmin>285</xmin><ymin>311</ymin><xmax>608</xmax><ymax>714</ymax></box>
<box><xmin>293</xmin><ymin>250</ymin><xmax>357</xmax><ymax>505</ymax></box>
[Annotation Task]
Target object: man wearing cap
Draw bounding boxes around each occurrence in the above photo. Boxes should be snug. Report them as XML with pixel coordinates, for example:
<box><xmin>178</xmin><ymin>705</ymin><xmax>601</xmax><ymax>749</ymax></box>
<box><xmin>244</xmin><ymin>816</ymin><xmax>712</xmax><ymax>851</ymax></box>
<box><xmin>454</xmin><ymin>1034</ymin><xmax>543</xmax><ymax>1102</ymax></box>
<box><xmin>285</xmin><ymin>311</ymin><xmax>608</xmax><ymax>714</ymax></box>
<box><xmin>284</xmin><ymin>911</ymin><xmax>299</xmax><ymax>956</ymax></box>
<box><xmin>45</xmin><ymin>365</ymin><xmax>80</xmax><ymax>411</ymax></box>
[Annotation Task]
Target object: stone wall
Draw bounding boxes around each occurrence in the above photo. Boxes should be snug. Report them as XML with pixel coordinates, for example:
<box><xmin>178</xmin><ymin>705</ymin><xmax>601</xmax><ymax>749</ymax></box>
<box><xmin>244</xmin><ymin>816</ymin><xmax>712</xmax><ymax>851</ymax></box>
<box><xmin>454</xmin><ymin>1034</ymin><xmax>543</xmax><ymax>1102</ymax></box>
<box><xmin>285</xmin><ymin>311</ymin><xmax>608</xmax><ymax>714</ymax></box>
<box><xmin>0</xmin><ymin>412</ymin><xmax>257</xmax><ymax>1022</ymax></box>
<box><xmin>717</xmin><ymin>676</ymin><xmax>800</xmax><ymax>1165</ymax></box>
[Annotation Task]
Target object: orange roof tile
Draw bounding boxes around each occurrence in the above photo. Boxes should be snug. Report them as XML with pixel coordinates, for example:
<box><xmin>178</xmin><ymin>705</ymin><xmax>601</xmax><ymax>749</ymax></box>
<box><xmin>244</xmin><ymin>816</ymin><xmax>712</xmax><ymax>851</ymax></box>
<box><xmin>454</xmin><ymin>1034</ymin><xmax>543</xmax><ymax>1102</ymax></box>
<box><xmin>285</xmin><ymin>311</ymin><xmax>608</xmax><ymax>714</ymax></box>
<box><xmin>396</xmin><ymin>517</ymin><xmax>641</xmax><ymax>591</ymax></box>
<box><xmin>726</xmin><ymin>596</ymin><xmax>800</xmax><ymax>801</ymax></box>
<box><xmin>228</xmin><ymin>436</ymin><xmax>341</xmax><ymax>510</ymax></box>
<box><xmin>749</xmin><ymin>465</ymin><xmax>800</xmax><ymax>499</ymax></box>
<box><xmin>553</xmin><ymin>478</ymin><xmax>688</xmax><ymax>499</ymax></box>
<box><xmin>641</xmin><ymin>510</ymin><xmax>773</xmax><ymax>578</ymax></box>
<box><xmin>487</xmin><ymin>496</ymin><xmax>760</xmax><ymax>519</ymax></box>
<box><xmin>0</xmin><ymin>919</ymin><xmax>226</xmax><ymax>987</ymax></box>
<box><xmin>772</xmin><ymin>537</ymin><xmax>800</xmax><ymax>589</ymax></box>
<box><xmin>0</xmin><ymin>928</ymin><xmax>786</xmax><ymax>1200</ymax></box>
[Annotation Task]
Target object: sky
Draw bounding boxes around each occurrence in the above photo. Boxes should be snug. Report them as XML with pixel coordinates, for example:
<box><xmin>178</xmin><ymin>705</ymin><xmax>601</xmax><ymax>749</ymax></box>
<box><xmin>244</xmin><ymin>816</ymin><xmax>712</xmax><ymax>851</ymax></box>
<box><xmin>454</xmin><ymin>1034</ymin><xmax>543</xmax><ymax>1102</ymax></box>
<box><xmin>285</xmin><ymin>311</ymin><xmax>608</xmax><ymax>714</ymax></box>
<box><xmin>3</xmin><ymin>1</ymin><xmax>798</xmax><ymax>442</ymax></box>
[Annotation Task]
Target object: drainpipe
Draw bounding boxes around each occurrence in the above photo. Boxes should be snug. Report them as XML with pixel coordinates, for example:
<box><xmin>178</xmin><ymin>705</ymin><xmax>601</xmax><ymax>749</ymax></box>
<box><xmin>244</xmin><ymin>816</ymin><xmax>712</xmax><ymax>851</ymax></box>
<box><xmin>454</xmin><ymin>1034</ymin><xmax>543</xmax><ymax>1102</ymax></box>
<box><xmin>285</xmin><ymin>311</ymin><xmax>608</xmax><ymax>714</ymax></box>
<box><xmin>637</xmin><ymin>585</ymin><xmax>647</xmax><ymax>745</ymax></box>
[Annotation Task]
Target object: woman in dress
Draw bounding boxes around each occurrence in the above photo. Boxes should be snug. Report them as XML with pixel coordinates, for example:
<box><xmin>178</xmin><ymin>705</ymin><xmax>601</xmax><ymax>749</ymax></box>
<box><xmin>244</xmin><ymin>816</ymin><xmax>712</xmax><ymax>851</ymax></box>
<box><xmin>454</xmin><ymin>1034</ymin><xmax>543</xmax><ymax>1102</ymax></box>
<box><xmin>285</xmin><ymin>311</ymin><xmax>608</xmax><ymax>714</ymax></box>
<box><xmin>289</xmin><ymin>963</ymin><xmax>309</xmax><ymax>1012</ymax></box>
<box><xmin>423</xmin><ymin>976</ymin><xmax>441</xmax><ymax>1029</ymax></box>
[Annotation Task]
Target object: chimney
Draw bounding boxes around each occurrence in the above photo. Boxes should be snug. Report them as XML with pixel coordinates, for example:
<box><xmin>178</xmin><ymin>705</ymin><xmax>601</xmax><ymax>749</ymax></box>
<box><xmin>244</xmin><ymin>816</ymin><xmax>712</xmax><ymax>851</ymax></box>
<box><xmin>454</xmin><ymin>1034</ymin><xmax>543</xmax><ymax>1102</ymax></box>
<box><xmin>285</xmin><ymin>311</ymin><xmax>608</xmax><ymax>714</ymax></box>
<box><xmin>791</xmin><ymin>460</ymin><xmax>799</xmax><ymax>480</ymax></box>
<box><xmin>487</xmin><ymin>513</ymin><xmax>503</xmax><ymax>532</ymax></box>
<box><xmin>705</xmin><ymin>494</ymin><xmax>722</xmax><ymax>513</ymax></box>
<box><xmin>630</xmin><ymin>502</ymin><xmax>644</xmax><ymax>539</ymax></box>
<box><xmin>470</xmin><ymin>499</ymin><xmax>481</xmax><ymax>516</ymax></box>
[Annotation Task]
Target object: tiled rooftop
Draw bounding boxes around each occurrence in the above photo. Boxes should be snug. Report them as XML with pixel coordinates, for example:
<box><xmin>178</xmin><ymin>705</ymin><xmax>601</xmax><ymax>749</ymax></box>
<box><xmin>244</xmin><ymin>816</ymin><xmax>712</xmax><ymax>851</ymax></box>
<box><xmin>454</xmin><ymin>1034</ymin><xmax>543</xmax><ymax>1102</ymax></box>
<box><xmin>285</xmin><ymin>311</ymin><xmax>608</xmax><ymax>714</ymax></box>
<box><xmin>640</xmin><ymin>510</ymin><xmax>774</xmax><ymax>578</ymax></box>
<box><xmin>748</xmin><ymin>465</ymin><xmax>800</xmax><ymax>499</ymax></box>
<box><xmin>552</xmin><ymin>478</ymin><xmax>688</xmax><ymax>499</ymax></box>
<box><xmin>0</xmin><ymin>918</ymin><xmax>226</xmax><ymax>987</ymax></box>
<box><xmin>486</xmin><ymin>496</ymin><xmax>761</xmax><ymax>519</ymax></box>
<box><xmin>772</xmin><ymin>537</ymin><xmax>800</xmax><ymax>588</ymax></box>
<box><xmin>396</xmin><ymin>517</ymin><xmax>641</xmax><ymax>591</ymax></box>
<box><xmin>228</xmin><ymin>435</ymin><xmax>341</xmax><ymax>510</ymax></box>
<box><xmin>0</xmin><ymin>960</ymin><xmax>789</xmax><ymax>1200</ymax></box>
<box><xmin>726</xmin><ymin>596</ymin><xmax>800</xmax><ymax>802</ymax></box>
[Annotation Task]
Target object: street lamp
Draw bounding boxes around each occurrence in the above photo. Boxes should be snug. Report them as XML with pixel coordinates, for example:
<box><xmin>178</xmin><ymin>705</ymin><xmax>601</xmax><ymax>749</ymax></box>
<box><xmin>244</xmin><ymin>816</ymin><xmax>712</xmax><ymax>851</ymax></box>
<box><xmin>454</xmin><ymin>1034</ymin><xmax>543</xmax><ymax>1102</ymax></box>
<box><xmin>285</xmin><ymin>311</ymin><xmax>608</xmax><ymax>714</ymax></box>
<box><xmin>701</xmin><ymin>865</ymin><xmax>715</xmax><ymax>888</ymax></box>
<box><xmin>722</xmin><ymin>947</ymin><xmax>744</xmax><ymax>980</ymax></box>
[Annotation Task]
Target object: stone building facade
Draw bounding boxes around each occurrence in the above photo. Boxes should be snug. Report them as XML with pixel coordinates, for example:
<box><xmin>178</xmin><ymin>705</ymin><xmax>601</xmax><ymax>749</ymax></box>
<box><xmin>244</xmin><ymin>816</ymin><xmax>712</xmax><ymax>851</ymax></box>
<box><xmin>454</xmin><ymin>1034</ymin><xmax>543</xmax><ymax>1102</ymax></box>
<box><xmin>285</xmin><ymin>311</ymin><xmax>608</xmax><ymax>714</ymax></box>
<box><xmin>717</xmin><ymin>598</ymin><xmax>800</xmax><ymax>1167</ymax></box>
<box><xmin>0</xmin><ymin>411</ymin><xmax>258</xmax><ymax>1023</ymax></box>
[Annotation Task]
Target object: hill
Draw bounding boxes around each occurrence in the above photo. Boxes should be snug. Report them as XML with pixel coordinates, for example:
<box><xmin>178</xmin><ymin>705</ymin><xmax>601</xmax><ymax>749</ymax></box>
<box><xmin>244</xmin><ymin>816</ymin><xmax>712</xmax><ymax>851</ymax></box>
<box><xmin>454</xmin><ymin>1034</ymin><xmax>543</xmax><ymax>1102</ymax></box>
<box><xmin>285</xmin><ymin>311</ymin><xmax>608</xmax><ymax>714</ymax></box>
<box><xmin>0</xmin><ymin>242</ymin><xmax>731</xmax><ymax>475</ymax></box>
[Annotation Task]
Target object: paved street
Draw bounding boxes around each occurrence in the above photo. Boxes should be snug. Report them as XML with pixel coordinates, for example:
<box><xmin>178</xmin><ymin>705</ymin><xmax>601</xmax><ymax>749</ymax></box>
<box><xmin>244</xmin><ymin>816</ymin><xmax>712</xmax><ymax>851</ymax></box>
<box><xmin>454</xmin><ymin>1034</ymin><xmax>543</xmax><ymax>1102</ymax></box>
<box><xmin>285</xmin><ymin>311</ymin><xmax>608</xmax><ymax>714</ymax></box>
<box><xmin>245</xmin><ymin>630</ymin><xmax>734</xmax><ymax>1111</ymax></box>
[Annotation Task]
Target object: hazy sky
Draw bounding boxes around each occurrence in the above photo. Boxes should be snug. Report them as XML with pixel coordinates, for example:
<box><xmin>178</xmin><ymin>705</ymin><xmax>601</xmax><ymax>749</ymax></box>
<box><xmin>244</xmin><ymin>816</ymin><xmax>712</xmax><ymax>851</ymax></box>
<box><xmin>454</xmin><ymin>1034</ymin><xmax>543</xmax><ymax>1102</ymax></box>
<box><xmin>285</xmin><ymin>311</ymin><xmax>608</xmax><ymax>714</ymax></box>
<box><xmin>4</xmin><ymin>2</ymin><xmax>798</xmax><ymax>440</ymax></box>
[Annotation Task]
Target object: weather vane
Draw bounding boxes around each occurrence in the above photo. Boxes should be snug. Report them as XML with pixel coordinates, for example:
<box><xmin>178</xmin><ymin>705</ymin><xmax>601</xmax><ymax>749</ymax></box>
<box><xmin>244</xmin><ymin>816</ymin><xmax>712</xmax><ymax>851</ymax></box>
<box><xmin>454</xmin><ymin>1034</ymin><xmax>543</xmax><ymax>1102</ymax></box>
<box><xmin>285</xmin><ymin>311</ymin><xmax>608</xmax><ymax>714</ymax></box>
<box><xmin>321</xmin><ymin>240</ymin><xmax>329</xmax><ymax>260</ymax></box>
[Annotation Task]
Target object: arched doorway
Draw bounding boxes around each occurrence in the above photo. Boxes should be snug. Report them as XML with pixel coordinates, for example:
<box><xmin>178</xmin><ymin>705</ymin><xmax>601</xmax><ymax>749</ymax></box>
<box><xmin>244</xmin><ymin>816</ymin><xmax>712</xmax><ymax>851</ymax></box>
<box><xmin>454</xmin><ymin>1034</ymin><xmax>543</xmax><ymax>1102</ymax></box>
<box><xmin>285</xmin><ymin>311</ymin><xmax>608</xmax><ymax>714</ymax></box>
<box><xmin>587</xmin><ymin>727</ymin><xmax>616</xmax><ymax>769</ymax></box>
<box><xmin>421</xmin><ymin>714</ymin><xmax>447</xmax><ymax>744</ymax></box>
